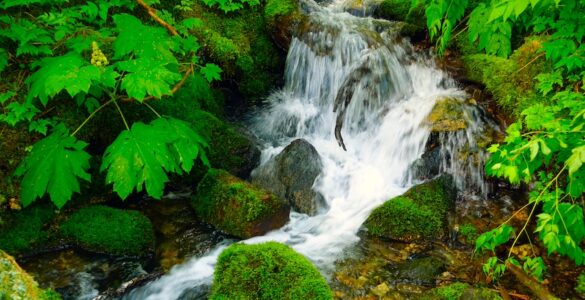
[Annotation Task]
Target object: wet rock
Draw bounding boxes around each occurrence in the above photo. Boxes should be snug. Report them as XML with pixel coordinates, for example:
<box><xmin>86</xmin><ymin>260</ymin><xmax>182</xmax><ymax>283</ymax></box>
<box><xmin>395</xmin><ymin>256</ymin><xmax>446</xmax><ymax>285</ymax></box>
<box><xmin>363</xmin><ymin>176</ymin><xmax>456</xmax><ymax>242</ymax></box>
<box><xmin>193</xmin><ymin>169</ymin><xmax>290</xmax><ymax>239</ymax></box>
<box><xmin>410</xmin><ymin>144</ymin><xmax>441</xmax><ymax>181</ymax></box>
<box><xmin>211</xmin><ymin>242</ymin><xmax>333</xmax><ymax>299</ymax></box>
<box><xmin>425</xmin><ymin>98</ymin><xmax>468</xmax><ymax>133</ymax></box>
<box><xmin>0</xmin><ymin>250</ymin><xmax>58</xmax><ymax>299</ymax></box>
<box><xmin>252</xmin><ymin>139</ymin><xmax>327</xmax><ymax>215</ymax></box>
<box><xmin>374</xmin><ymin>0</ymin><xmax>426</xmax><ymax>41</ymax></box>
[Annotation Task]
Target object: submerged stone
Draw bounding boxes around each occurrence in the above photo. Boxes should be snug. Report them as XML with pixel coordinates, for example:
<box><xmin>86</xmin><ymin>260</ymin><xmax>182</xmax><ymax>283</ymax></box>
<box><xmin>395</xmin><ymin>256</ymin><xmax>446</xmax><ymax>285</ymax></box>
<box><xmin>59</xmin><ymin>206</ymin><xmax>155</xmax><ymax>257</ymax></box>
<box><xmin>363</xmin><ymin>176</ymin><xmax>456</xmax><ymax>242</ymax></box>
<box><xmin>0</xmin><ymin>250</ymin><xmax>61</xmax><ymax>300</ymax></box>
<box><xmin>193</xmin><ymin>169</ymin><xmax>290</xmax><ymax>239</ymax></box>
<box><xmin>252</xmin><ymin>139</ymin><xmax>327</xmax><ymax>215</ymax></box>
<box><xmin>210</xmin><ymin>242</ymin><xmax>333</xmax><ymax>299</ymax></box>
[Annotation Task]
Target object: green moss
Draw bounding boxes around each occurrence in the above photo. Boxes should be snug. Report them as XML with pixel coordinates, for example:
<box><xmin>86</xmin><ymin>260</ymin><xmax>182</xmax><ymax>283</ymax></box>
<box><xmin>376</xmin><ymin>0</ymin><xmax>425</xmax><ymax>27</ymax></box>
<box><xmin>458</xmin><ymin>223</ymin><xmax>478</xmax><ymax>244</ymax></box>
<box><xmin>426</xmin><ymin>98</ymin><xmax>467</xmax><ymax>132</ymax></box>
<box><xmin>0</xmin><ymin>250</ymin><xmax>61</xmax><ymax>300</ymax></box>
<box><xmin>577</xmin><ymin>272</ymin><xmax>585</xmax><ymax>296</ymax></box>
<box><xmin>265</xmin><ymin>0</ymin><xmax>297</xmax><ymax>19</ymax></box>
<box><xmin>364</xmin><ymin>176</ymin><xmax>455</xmax><ymax>242</ymax></box>
<box><xmin>419</xmin><ymin>282</ymin><xmax>502</xmax><ymax>300</ymax></box>
<box><xmin>365</xmin><ymin>197</ymin><xmax>442</xmax><ymax>241</ymax></box>
<box><xmin>0</xmin><ymin>204</ymin><xmax>56</xmax><ymax>255</ymax></box>
<box><xmin>193</xmin><ymin>169</ymin><xmax>288</xmax><ymax>238</ymax></box>
<box><xmin>210</xmin><ymin>242</ymin><xmax>333</xmax><ymax>300</ymax></box>
<box><xmin>461</xmin><ymin>36</ymin><xmax>552</xmax><ymax>118</ymax></box>
<box><xmin>60</xmin><ymin>205</ymin><xmax>154</xmax><ymax>256</ymax></box>
<box><xmin>184</xmin><ymin>2</ymin><xmax>284</xmax><ymax>99</ymax></box>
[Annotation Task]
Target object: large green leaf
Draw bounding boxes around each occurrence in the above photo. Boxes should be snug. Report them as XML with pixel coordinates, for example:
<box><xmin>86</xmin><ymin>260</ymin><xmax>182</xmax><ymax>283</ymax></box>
<box><xmin>14</xmin><ymin>125</ymin><xmax>91</xmax><ymax>208</ymax></box>
<box><xmin>117</xmin><ymin>58</ymin><xmax>181</xmax><ymax>101</ymax></box>
<box><xmin>26</xmin><ymin>52</ymin><xmax>101</xmax><ymax>105</ymax></box>
<box><xmin>101</xmin><ymin>117</ymin><xmax>208</xmax><ymax>200</ymax></box>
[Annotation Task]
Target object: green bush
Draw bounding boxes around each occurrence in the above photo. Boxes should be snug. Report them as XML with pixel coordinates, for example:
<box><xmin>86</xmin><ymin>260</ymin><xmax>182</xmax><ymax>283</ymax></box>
<box><xmin>60</xmin><ymin>205</ymin><xmax>155</xmax><ymax>256</ymax></box>
<box><xmin>210</xmin><ymin>242</ymin><xmax>333</xmax><ymax>299</ymax></box>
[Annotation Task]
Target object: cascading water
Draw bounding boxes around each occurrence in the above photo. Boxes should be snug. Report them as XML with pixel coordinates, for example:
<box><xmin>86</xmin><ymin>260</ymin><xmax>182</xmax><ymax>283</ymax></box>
<box><xmin>125</xmin><ymin>1</ymin><xmax>492</xmax><ymax>299</ymax></box>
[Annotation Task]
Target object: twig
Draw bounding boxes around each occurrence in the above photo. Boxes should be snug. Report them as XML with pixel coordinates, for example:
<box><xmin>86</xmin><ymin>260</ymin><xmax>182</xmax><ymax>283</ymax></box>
<box><xmin>135</xmin><ymin>0</ymin><xmax>178</xmax><ymax>36</ymax></box>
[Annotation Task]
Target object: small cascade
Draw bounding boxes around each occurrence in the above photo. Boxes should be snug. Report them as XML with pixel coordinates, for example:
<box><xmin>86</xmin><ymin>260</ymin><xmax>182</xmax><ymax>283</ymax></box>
<box><xmin>124</xmin><ymin>1</ymin><xmax>495</xmax><ymax>299</ymax></box>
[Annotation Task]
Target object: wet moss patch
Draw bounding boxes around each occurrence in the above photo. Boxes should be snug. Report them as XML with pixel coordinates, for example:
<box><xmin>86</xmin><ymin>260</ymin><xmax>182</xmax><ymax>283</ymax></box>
<box><xmin>210</xmin><ymin>242</ymin><xmax>333</xmax><ymax>299</ymax></box>
<box><xmin>0</xmin><ymin>204</ymin><xmax>56</xmax><ymax>255</ymax></box>
<box><xmin>59</xmin><ymin>205</ymin><xmax>155</xmax><ymax>256</ymax></box>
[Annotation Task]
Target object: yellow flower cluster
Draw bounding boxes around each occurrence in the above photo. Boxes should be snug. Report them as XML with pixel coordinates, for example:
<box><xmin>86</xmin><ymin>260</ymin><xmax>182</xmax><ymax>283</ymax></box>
<box><xmin>91</xmin><ymin>41</ymin><xmax>108</xmax><ymax>66</ymax></box>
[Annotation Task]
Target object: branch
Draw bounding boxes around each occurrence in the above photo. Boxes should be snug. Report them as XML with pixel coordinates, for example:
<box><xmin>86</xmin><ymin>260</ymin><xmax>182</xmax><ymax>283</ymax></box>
<box><xmin>506</xmin><ymin>262</ymin><xmax>559</xmax><ymax>300</ymax></box>
<box><xmin>136</xmin><ymin>0</ymin><xmax>179</xmax><ymax>36</ymax></box>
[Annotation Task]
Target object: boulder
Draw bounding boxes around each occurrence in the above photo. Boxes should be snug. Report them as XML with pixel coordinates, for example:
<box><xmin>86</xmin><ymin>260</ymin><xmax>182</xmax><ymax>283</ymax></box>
<box><xmin>252</xmin><ymin>139</ymin><xmax>326</xmax><ymax>215</ymax></box>
<box><xmin>210</xmin><ymin>242</ymin><xmax>333</xmax><ymax>299</ymax></box>
<box><xmin>425</xmin><ymin>98</ymin><xmax>468</xmax><ymax>133</ymax></box>
<box><xmin>59</xmin><ymin>206</ymin><xmax>155</xmax><ymax>256</ymax></box>
<box><xmin>363</xmin><ymin>176</ymin><xmax>456</xmax><ymax>242</ymax></box>
<box><xmin>193</xmin><ymin>169</ymin><xmax>290</xmax><ymax>239</ymax></box>
<box><xmin>0</xmin><ymin>250</ymin><xmax>61</xmax><ymax>299</ymax></box>
<box><xmin>264</xmin><ymin>0</ymin><xmax>305</xmax><ymax>50</ymax></box>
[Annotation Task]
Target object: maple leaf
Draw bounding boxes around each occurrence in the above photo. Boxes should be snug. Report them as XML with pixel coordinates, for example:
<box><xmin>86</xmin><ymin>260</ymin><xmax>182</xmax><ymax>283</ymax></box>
<box><xmin>101</xmin><ymin>117</ymin><xmax>208</xmax><ymax>200</ymax></box>
<box><xmin>26</xmin><ymin>52</ymin><xmax>101</xmax><ymax>105</ymax></box>
<box><xmin>117</xmin><ymin>58</ymin><xmax>181</xmax><ymax>101</ymax></box>
<box><xmin>200</xmin><ymin>63</ymin><xmax>222</xmax><ymax>82</ymax></box>
<box><xmin>14</xmin><ymin>125</ymin><xmax>91</xmax><ymax>208</ymax></box>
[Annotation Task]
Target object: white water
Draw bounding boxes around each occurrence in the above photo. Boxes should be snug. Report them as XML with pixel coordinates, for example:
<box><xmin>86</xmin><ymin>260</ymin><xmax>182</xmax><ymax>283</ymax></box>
<box><xmin>124</xmin><ymin>2</ymin><xmax>483</xmax><ymax>299</ymax></box>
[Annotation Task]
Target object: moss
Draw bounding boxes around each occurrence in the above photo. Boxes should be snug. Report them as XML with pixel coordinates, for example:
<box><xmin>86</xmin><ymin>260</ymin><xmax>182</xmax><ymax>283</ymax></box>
<box><xmin>461</xmin><ymin>36</ymin><xmax>552</xmax><ymax>118</ymax></box>
<box><xmin>193</xmin><ymin>169</ymin><xmax>289</xmax><ymax>238</ymax></box>
<box><xmin>419</xmin><ymin>282</ymin><xmax>502</xmax><ymax>300</ymax></box>
<box><xmin>0</xmin><ymin>204</ymin><xmax>56</xmax><ymax>255</ymax></box>
<box><xmin>0</xmin><ymin>250</ymin><xmax>61</xmax><ymax>300</ymax></box>
<box><xmin>577</xmin><ymin>272</ymin><xmax>585</xmax><ymax>296</ymax></box>
<box><xmin>426</xmin><ymin>98</ymin><xmax>468</xmax><ymax>132</ymax></box>
<box><xmin>184</xmin><ymin>2</ymin><xmax>284</xmax><ymax>99</ymax></box>
<box><xmin>59</xmin><ymin>205</ymin><xmax>155</xmax><ymax>256</ymax></box>
<box><xmin>364</xmin><ymin>176</ymin><xmax>455</xmax><ymax>242</ymax></box>
<box><xmin>376</xmin><ymin>0</ymin><xmax>425</xmax><ymax>27</ymax></box>
<box><xmin>458</xmin><ymin>223</ymin><xmax>478</xmax><ymax>244</ymax></box>
<box><xmin>210</xmin><ymin>242</ymin><xmax>333</xmax><ymax>300</ymax></box>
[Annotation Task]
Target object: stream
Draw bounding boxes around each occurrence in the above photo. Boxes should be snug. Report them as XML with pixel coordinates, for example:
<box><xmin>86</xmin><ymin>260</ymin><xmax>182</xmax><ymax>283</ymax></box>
<box><xmin>124</xmin><ymin>0</ymin><xmax>493</xmax><ymax>299</ymax></box>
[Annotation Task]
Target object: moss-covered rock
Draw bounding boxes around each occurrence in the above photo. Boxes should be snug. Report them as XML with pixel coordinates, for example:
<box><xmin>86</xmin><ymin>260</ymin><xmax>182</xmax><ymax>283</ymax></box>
<box><xmin>210</xmin><ymin>242</ymin><xmax>333</xmax><ymax>299</ymax></box>
<box><xmin>59</xmin><ymin>205</ymin><xmax>155</xmax><ymax>256</ymax></box>
<box><xmin>186</xmin><ymin>110</ymin><xmax>260</xmax><ymax>179</ymax></box>
<box><xmin>426</xmin><ymin>98</ymin><xmax>468</xmax><ymax>132</ymax></box>
<box><xmin>364</xmin><ymin>176</ymin><xmax>456</xmax><ymax>242</ymax></box>
<box><xmin>184</xmin><ymin>2</ymin><xmax>285</xmax><ymax>99</ymax></box>
<box><xmin>577</xmin><ymin>272</ymin><xmax>585</xmax><ymax>297</ymax></box>
<box><xmin>375</xmin><ymin>0</ymin><xmax>425</xmax><ymax>27</ymax></box>
<box><xmin>0</xmin><ymin>250</ymin><xmax>61</xmax><ymax>300</ymax></box>
<box><xmin>264</xmin><ymin>0</ymin><xmax>304</xmax><ymax>50</ymax></box>
<box><xmin>0</xmin><ymin>204</ymin><xmax>56</xmax><ymax>255</ymax></box>
<box><xmin>419</xmin><ymin>282</ymin><xmax>503</xmax><ymax>300</ymax></box>
<box><xmin>461</xmin><ymin>36</ymin><xmax>552</xmax><ymax>118</ymax></box>
<box><xmin>193</xmin><ymin>169</ymin><xmax>289</xmax><ymax>239</ymax></box>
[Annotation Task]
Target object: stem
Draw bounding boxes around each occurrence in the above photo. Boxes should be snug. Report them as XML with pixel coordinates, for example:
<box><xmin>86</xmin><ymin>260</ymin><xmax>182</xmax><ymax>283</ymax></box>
<box><xmin>113</xmin><ymin>99</ymin><xmax>130</xmax><ymax>130</ymax></box>
<box><xmin>71</xmin><ymin>99</ymin><xmax>115</xmax><ymax>137</ymax></box>
<box><xmin>136</xmin><ymin>0</ymin><xmax>179</xmax><ymax>36</ymax></box>
<box><xmin>143</xmin><ymin>102</ymin><xmax>162</xmax><ymax>118</ymax></box>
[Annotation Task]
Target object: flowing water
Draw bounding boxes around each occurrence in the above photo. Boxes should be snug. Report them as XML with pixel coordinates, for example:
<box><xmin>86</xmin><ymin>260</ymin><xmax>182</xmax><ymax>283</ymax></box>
<box><xmin>125</xmin><ymin>1</ymin><xmax>491</xmax><ymax>299</ymax></box>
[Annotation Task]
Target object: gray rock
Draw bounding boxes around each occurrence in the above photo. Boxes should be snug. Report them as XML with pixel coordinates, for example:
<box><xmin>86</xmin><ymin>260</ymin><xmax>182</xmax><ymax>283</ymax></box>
<box><xmin>252</xmin><ymin>139</ymin><xmax>327</xmax><ymax>215</ymax></box>
<box><xmin>395</xmin><ymin>256</ymin><xmax>445</xmax><ymax>285</ymax></box>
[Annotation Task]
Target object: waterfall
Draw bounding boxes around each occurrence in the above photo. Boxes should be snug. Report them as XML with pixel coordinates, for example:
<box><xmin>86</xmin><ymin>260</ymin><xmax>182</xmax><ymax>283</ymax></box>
<box><xmin>124</xmin><ymin>2</ymin><xmax>493</xmax><ymax>299</ymax></box>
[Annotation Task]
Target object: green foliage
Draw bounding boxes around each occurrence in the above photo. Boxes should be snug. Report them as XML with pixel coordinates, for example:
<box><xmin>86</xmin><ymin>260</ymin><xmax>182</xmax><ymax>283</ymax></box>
<box><xmin>59</xmin><ymin>205</ymin><xmax>155</xmax><ymax>256</ymax></box>
<box><xmin>101</xmin><ymin>117</ymin><xmax>209</xmax><ymax>200</ymax></box>
<box><xmin>14</xmin><ymin>125</ymin><xmax>91</xmax><ymax>208</ymax></box>
<box><xmin>0</xmin><ymin>205</ymin><xmax>55</xmax><ymax>255</ymax></box>
<box><xmin>1</xmin><ymin>0</ymin><xmax>219</xmax><ymax>208</ymax></box>
<box><xmin>576</xmin><ymin>272</ymin><xmax>585</xmax><ymax>296</ymax></box>
<box><xmin>202</xmin><ymin>0</ymin><xmax>260</xmax><ymax>13</ymax></box>
<box><xmin>414</xmin><ymin>0</ymin><xmax>469</xmax><ymax>55</ymax></box>
<box><xmin>211</xmin><ymin>242</ymin><xmax>333</xmax><ymax>300</ymax></box>
<box><xmin>458</xmin><ymin>223</ymin><xmax>479</xmax><ymax>243</ymax></box>
<box><xmin>434</xmin><ymin>282</ymin><xmax>470</xmax><ymax>300</ymax></box>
